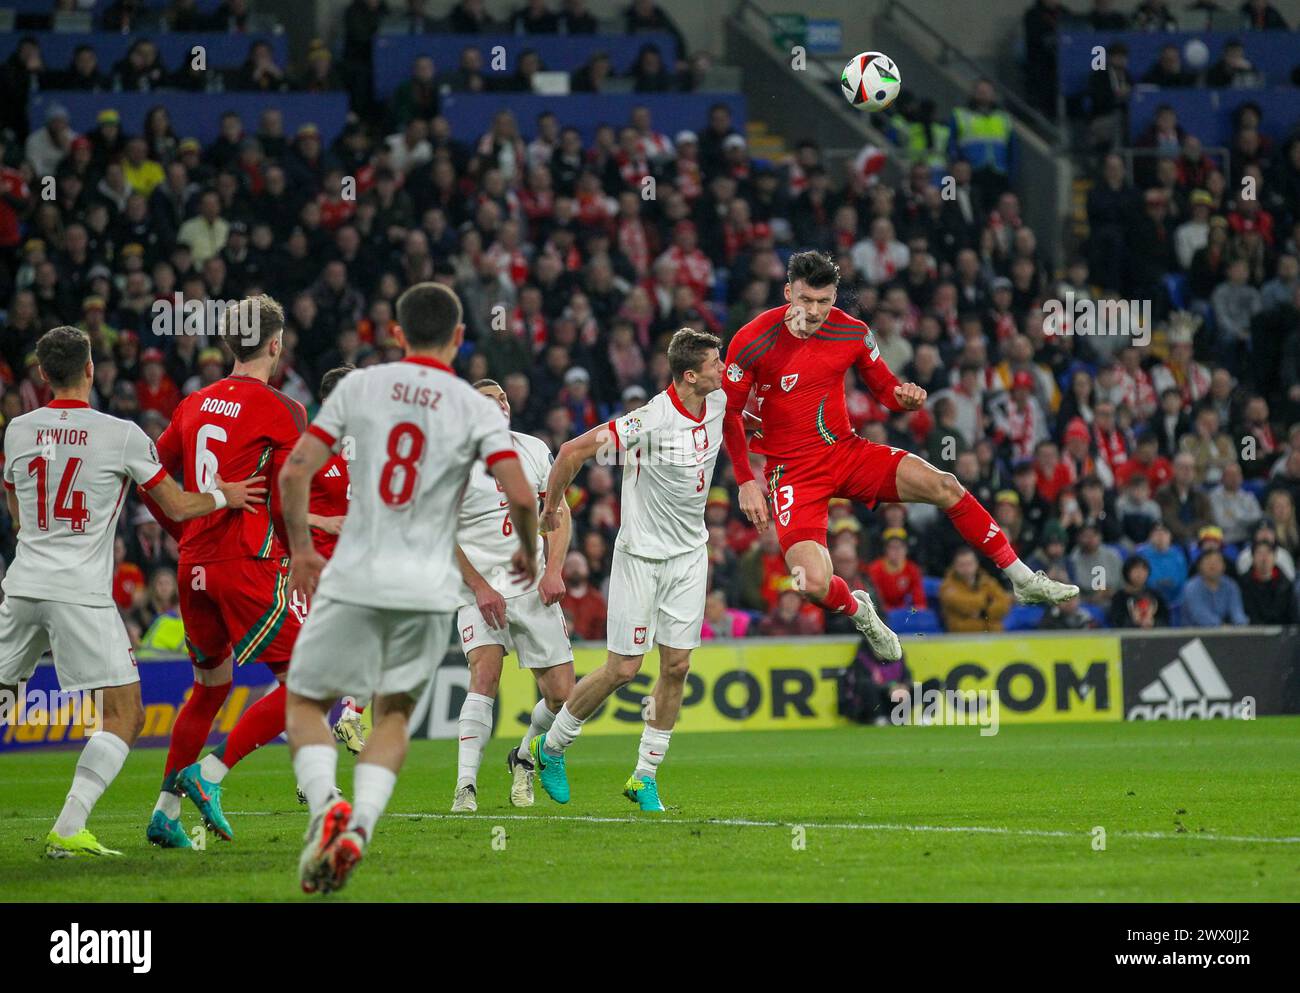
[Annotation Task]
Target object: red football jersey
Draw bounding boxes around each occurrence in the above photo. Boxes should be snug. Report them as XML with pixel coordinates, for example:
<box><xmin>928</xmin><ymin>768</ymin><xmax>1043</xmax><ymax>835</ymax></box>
<box><xmin>721</xmin><ymin>305</ymin><xmax>905</xmax><ymax>472</ymax></box>
<box><xmin>309</xmin><ymin>453</ymin><xmax>350</xmax><ymax>559</ymax></box>
<box><xmin>154</xmin><ymin>373</ymin><xmax>307</xmax><ymax>562</ymax></box>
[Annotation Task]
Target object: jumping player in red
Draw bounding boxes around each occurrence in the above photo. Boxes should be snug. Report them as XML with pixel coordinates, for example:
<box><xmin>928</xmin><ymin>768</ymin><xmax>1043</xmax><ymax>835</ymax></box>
<box><xmin>144</xmin><ymin>295</ymin><xmax>310</xmax><ymax>848</ymax></box>
<box><xmin>722</xmin><ymin>251</ymin><xmax>1078</xmax><ymax>659</ymax></box>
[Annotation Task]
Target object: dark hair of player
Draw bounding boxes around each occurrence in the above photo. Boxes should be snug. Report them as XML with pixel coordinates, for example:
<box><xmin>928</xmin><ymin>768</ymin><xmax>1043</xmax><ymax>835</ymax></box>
<box><xmin>473</xmin><ymin>378</ymin><xmax>502</xmax><ymax>390</ymax></box>
<box><xmin>35</xmin><ymin>326</ymin><xmax>92</xmax><ymax>388</ymax></box>
<box><xmin>666</xmin><ymin>328</ymin><xmax>722</xmax><ymax>381</ymax></box>
<box><xmin>319</xmin><ymin>364</ymin><xmax>355</xmax><ymax>401</ymax></box>
<box><xmin>395</xmin><ymin>282</ymin><xmax>464</xmax><ymax>348</ymax></box>
<box><xmin>225</xmin><ymin>294</ymin><xmax>285</xmax><ymax>361</ymax></box>
<box><xmin>786</xmin><ymin>250</ymin><xmax>840</xmax><ymax>289</ymax></box>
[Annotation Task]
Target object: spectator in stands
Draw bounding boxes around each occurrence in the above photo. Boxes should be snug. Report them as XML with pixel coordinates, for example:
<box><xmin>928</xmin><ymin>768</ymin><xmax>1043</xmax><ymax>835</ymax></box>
<box><xmin>559</xmin><ymin>549</ymin><xmax>606</xmax><ymax>641</ymax></box>
<box><xmin>60</xmin><ymin>45</ymin><xmax>111</xmax><ymax>92</ymax></box>
<box><xmin>1210</xmin><ymin>460</ymin><xmax>1263</xmax><ymax>543</ymax></box>
<box><xmin>950</xmin><ymin>79</ymin><xmax>1013</xmax><ymax>203</ymax></box>
<box><xmin>1039</xmin><ymin>593</ymin><xmax>1095</xmax><ymax>629</ymax></box>
<box><xmin>113</xmin><ymin>39</ymin><xmax>167</xmax><ymax>93</ymax></box>
<box><xmin>560</xmin><ymin>0</ymin><xmax>598</xmax><ymax>34</ymax></box>
<box><xmin>1207</xmin><ymin>40</ymin><xmax>1262</xmax><ymax>88</ymax></box>
<box><xmin>759</xmin><ymin>586</ymin><xmax>823</xmax><ymax>637</ymax></box>
<box><xmin>625</xmin><ymin>0</ymin><xmax>687</xmax><ymax>63</ymax></box>
<box><xmin>939</xmin><ymin>546</ymin><xmax>1011</xmax><ymax>633</ymax></box>
<box><xmin>1240</xmin><ymin>0</ymin><xmax>1289</xmax><ymax>30</ymax></box>
<box><xmin>1263</xmin><ymin>488</ymin><xmax>1300</xmax><ymax>558</ymax></box>
<box><xmin>1143</xmin><ymin>44</ymin><xmax>1195</xmax><ymax>88</ymax></box>
<box><xmin>24</xmin><ymin>104</ymin><xmax>76</xmax><ymax>181</ymax></box>
<box><xmin>572</xmin><ymin>51</ymin><xmax>614</xmax><ymax>93</ymax></box>
<box><xmin>1108</xmin><ymin>555</ymin><xmax>1170</xmax><ymax>628</ymax></box>
<box><xmin>1087</xmin><ymin>42</ymin><xmax>1133</xmax><ymax>154</ymax></box>
<box><xmin>1133</xmin><ymin>0</ymin><xmax>1178</xmax><ymax>30</ymax></box>
<box><xmin>1239</xmin><ymin>538</ymin><xmax>1298</xmax><ymax>624</ymax></box>
<box><xmin>1088</xmin><ymin>0</ymin><xmax>1129</xmax><ymax>29</ymax></box>
<box><xmin>1157</xmin><ymin>453</ymin><xmax>1214</xmax><ymax>544</ymax></box>
<box><xmin>511</xmin><ymin>0</ymin><xmax>560</xmax><ymax>33</ymax></box>
<box><xmin>1118</xmin><ymin>472</ymin><xmax>1162</xmax><ymax>544</ymax></box>
<box><xmin>1</xmin><ymin>36</ymin><xmax>44</xmax><ymax>139</ymax></box>
<box><xmin>235</xmin><ymin>41</ymin><xmax>290</xmax><ymax>94</ymax></box>
<box><xmin>1069</xmin><ymin>522</ymin><xmax>1122</xmax><ymax>605</ymax></box>
<box><xmin>1182</xmin><ymin>548</ymin><xmax>1249</xmax><ymax>625</ymax></box>
<box><xmin>1212</xmin><ymin>258</ymin><xmax>1263</xmax><ymax>362</ymax></box>
<box><xmin>1137</xmin><ymin>519</ymin><xmax>1190</xmax><ymax>604</ymax></box>
<box><xmin>1179</xmin><ymin>407</ymin><xmax>1237</xmax><ymax>485</ymax></box>
<box><xmin>630</xmin><ymin>44</ymin><xmax>673</xmax><ymax>93</ymax></box>
<box><xmin>700</xmin><ymin>589</ymin><xmax>751</xmax><ymax>641</ymax></box>
<box><xmin>1022</xmin><ymin>0</ymin><xmax>1065</xmax><ymax>118</ymax></box>
<box><xmin>867</xmin><ymin>528</ymin><xmax>926</xmax><ymax>611</ymax></box>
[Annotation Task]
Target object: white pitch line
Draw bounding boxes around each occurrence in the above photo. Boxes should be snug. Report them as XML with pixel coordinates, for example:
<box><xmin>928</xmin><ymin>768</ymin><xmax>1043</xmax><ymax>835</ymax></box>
<box><xmin>6</xmin><ymin>809</ymin><xmax>1295</xmax><ymax>845</ymax></box>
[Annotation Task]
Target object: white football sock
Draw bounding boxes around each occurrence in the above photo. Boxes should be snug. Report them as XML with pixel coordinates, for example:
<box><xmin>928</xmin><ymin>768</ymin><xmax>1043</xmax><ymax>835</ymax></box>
<box><xmin>456</xmin><ymin>692</ymin><xmax>493</xmax><ymax>788</ymax></box>
<box><xmin>198</xmin><ymin>752</ymin><xmax>230</xmax><ymax>785</ymax></box>
<box><xmin>634</xmin><ymin>725</ymin><xmax>672</xmax><ymax>781</ymax></box>
<box><xmin>53</xmin><ymin>731</ymin><xmax>130</xmax><ymax>837</ymax></box>
<box><xmin>350</xmin><ymin>762</ymin><xmax>397</xmax><ymax>839</ymax></box>
<box><xmin>1005</xmin><ymin>559</ymin><xmax>1034</xmax><ymax>585</ymax></box>
<box><xmin>153</xmin><ymin>791</ymin><xmax>182</xmax><ymax>819</ymax></box>
<box><xmin>518</xmin><ymin>699</ymin><xmax>557</xmax><ymax>760</ymax></box>
<box><xmin>543</xmin><ymin>703</ymin><xmax>584</xmax><ymax>756</ymax></box>
<box><xmin>293</xmin><ymin>744</ymin><xmax>339</xmax><ymax>819</ymax></box>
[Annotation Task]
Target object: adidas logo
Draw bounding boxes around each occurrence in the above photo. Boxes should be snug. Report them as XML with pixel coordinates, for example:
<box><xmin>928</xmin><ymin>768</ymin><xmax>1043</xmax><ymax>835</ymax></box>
<box><xmin>324</xmin><ymin>465</ymin><xmax>343</xmax><ymax>479</ymax></box>
<box><xmin>1127</xmin><ymin>638</ymin><xmax>1253</xmax><ymax>720</ymax></box>
<box><xmin>984</xmin><ymin>523</ymin><xmax>1000</xmax><ymax>542</ymax></box>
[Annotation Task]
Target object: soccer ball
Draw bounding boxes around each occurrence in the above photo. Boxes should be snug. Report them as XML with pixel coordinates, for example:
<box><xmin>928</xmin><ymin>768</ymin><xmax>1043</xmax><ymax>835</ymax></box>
<box><xmin>840</xmin><ymin>51</ymin><xmax>901</xmax><ymax>113</ymax></box>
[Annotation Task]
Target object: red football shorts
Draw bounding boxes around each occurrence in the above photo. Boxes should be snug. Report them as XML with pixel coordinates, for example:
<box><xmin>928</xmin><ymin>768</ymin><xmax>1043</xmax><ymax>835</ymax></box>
<box><xmin>763</xmin><ymin>436</ymin><xmax>910</xmax><ymax>552</ymax></box>
<box><xmin>177</xmin><ymin>556</ymin><xmax>306</xmax><ymax>668</ymax></box>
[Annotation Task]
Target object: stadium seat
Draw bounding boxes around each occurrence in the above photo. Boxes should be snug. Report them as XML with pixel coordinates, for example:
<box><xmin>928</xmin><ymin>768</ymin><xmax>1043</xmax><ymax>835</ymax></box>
<box><xmin>922</xmin><ymin>576</ymin><xmax>942</xmax><ymax>601</ymax></box>
<box><xmin>1162</xmin><ymin>273</ymin><xmax>1188</xmax><ymax>311</ymax></box>
<box><xmin>1005</xmin><ymin>604</ymin><xmax>1045</xmax><ymax>631</ymax></box>
<box><xmin>1081</xmin><ymin>603</ymin><xmax>1108</xmax><ymax>627</ymax></box>
<box><xmin>1241</xmin><ymin>478</ymin><xmax>1268</xmax><ymax>499</ymax></box>
<box><xmin>887</xmin><ymin>607</ymin><xmax>942</xmax><ymax>634</ymax></box>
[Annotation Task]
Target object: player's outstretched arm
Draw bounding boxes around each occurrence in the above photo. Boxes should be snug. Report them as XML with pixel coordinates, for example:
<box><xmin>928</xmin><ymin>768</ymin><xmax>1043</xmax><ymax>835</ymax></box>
<box><xmin>490</xmin><ymin>455</ymin><xmax>541</xmax><ymax>587</ymax></box>
<box><xmin>456</xmin><ymin>544</ymin><xmax>507</xmax><ymax>628</ymax></box>
<box><xmin>148</xmin><ymin>473</ymin><xmax>268</xmax><ymax>522</ymax></box>
<box><xmin>542</xmin><ymin>422</ymin><xmax>612</xmax><ymax>531</ymax></box>
<box><xmin>281</xmin><ymin>432</ymin><xmax>332</xmax><ymax>599</ymax></box>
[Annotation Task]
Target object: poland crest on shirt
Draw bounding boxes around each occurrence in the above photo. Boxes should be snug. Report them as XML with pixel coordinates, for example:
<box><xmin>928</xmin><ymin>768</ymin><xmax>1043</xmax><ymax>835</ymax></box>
<box><xmin>607</xmin><ymin>384</ymin><xmax>726</xmax><ymax>561</ymax></box>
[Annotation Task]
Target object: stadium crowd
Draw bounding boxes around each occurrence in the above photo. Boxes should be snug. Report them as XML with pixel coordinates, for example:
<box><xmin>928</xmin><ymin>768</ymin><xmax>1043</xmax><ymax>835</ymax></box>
<box><xmin>2</xmin><ymin>0</ymin><xmax>1300</xmax><ymax>656</ymax></box>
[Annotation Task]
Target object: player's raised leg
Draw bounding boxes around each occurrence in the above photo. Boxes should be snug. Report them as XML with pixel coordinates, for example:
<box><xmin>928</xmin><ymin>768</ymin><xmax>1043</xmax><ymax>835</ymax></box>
<box><xmin>786</xmin><ymin>538</ymin><xmax>902</xmax><ymax>660</ymax></box>
<box><xmin>892</xmin><ymin>454</ymin><xmax>1079</xmax><ymax>604</ymax></box>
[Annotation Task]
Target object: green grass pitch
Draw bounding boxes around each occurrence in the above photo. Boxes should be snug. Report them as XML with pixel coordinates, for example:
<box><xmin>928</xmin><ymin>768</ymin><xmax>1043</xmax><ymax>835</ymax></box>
<box><xmin>3</xmin><ymin>719</ymin><xmax>1299</xmax><ymax>902</ymax></box>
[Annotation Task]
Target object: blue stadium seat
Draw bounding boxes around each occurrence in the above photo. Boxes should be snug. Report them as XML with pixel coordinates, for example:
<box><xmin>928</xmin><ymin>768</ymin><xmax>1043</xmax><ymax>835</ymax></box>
<box><xmin>1168</xmin><ymin>602</ymin><xmax>1181</xmax><ymax>627</ymax></box>
<box><xmin>1163</xmin><ymin>273</ymin><xmax>1188</xmax><ymax>311</ymax></box>
<box><xmin>922</xmin><ymin>575</ymin><xmax>942</xmax><ymax>601</ymax></box>
<box><xmin>1241</xmin><ymin>478</ymin><xmax>1268</xmax><ymax>499</ymax></box>
<box><xmin>1081</xmin><ymin>603</ymin><xmax>1108</xmax><ymax>627</ymax></box>
<box><xmin>887</xmin><ymin>607</ymin><xmax>942</xmax><ymax>634</ymax></box>
<box><xmin>1005</xmin><ymin>604</ymin><xmax>1045</xmax><ymax>631</ymax></box>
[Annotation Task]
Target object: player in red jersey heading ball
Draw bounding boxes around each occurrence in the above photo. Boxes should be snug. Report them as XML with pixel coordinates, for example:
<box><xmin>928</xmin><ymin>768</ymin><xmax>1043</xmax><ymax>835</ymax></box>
<box><xmin>722</xmin><ymin>251</ymin><xmax>1078</xmax><ymax>658</ymax></box>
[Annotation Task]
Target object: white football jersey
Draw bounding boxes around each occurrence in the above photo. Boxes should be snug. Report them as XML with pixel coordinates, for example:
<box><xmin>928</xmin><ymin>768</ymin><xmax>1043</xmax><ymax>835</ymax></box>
<box><xmin>456</xmin><ymin>430</ymin><xmax>550</xmax><ymax>606</ymax></box>
<box><xmin>609</xmin><ymin>384</ymin><xmax>725</xmax><ymax>560</ymax></box>
<box><xmin>3</xmin><ymin>400</ymin><xmax>166</xmax><ymax>607</ymax></box>
<box><xmin>307</xmin><ymin>356</ymin><xmax>515</xmax><ymax>612</ymax></box>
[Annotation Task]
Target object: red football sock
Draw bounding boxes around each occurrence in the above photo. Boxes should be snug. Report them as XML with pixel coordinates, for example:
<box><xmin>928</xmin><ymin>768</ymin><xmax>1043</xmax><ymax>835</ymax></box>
<box><xmin>818</xmin><ymin>575</ymin><xmax>860</xmax><ymax>615</ymax></box>
<box><xmin>163</xmin><ymin>681</ymin><xmax>232</xmax><ymax>787</ymax></box>
<box><xmin>216</xmin><ymin>683</ymin><xmax>287</xmax><ymax>770</ymax></box>
<box><xmin>946</xmin><ymin>491</ymin><xmax>1017</xmax><ymax>569</ymax></box>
